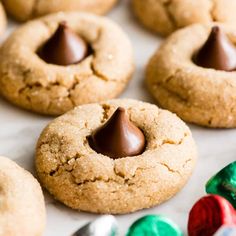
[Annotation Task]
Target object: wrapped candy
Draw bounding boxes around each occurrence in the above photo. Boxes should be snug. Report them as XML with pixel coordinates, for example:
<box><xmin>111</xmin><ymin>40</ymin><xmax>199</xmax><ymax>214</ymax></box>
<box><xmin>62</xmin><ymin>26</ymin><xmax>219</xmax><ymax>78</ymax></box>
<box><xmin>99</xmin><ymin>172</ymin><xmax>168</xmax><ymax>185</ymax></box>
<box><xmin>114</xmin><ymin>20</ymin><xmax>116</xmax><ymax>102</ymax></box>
<box><xmin>206</xmin><ymin>161</ymin><xmax>236</xmax><ymax>208</ymax></box>
<box><xmin>214</xmin><ymin>226</ymin><xmax>236</xmax><ymax>236</ymax></box>
<box><xmin>72</xmin><ymin>215</ymin><xmax>118</xmax><ymax>236</ymax></box>
<box><xmin>126</xmin><ymin>215</ymin><xmax>183</xmax><ymax>236</ymax></box>
<box><xmin>188</xmin><ymin>195</ymin><xmax>236</xmax><ymax>236</ymax></box>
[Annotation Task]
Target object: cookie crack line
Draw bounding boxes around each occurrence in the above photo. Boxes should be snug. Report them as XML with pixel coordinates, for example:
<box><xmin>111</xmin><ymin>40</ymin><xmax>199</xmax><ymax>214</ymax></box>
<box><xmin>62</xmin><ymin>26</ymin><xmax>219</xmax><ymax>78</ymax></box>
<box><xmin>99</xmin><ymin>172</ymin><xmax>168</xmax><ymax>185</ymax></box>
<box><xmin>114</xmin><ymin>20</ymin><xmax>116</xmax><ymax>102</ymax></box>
<box><xmin>38</xmin><ymin>131</ymin><xmax>189</xmax><ymax>185</ymax></box>
<box><xmin>75</xmin><ymin>159</ymin><xmax>184</xmax><ymax>186</ymax></box>
<box><xmin>37</xmin><ymin>102</ymin><xmax>191</xmax><ymax>187</ymax></box>
<box><xmin>101</xmin><ymin>103</ymin><xmax>111</xmax><ymax>122</ymax></box>
<box><xmin>154</xmin><ymin>82</ymin><xmax>189</xmax><ymax>104</ymax></box>
<box><xmin>38</xmin><ymin>115</ymin><xmax>190</xmax><ymax>173</ymax></box>
<box><xmin>13</xmin><ymin>24</ymin><xmax>120</xmax><ymax>98</ymax></box>
<box><xmin>14</xmin><ymin>67</ymin><xmax>117</xmax><ymax>113</ymax></box>
<box><xmin>150</xmin><ymin>67</ymin><xmax>189</xmax><ymax>104</ymax></box>
<box><xmin>90</xmin><ymin>62</ymin><xmax>109</xmax><ymax>82</ymax></box>
<box><xmin>161</xmin><ymin>132</ymin><xmax>188</xmax><ymax>146</ymax></box>
<box><xmin>158</xmin><ymin>162</ymin><xmax>181</xmax><ymax>175</ymax></box>
<box><xmin>31</xmin><ymin>0</ymin><xmax>41</xmax><ymax>18</ymax></box>
<box><xmin>163</xmin><ymin>0</ymin><xmax>177</xmax><ymax>29</ymax></box>
<box><xmin>15</xmin><ymin>57</ymin><xmax>122</xmax><ymax>103</ymax></box>
<box><xmin>210</xmin><ymin>0</ymin><xmax>217</xmax><ymax>22</ymax></box>
<box><xmin>90</xmin><ymin>59</ymin><xmax>127</xmax><ymax>83</ymax></box>
<box><xmin>46</xmin><ymin>159</ymin><xmax>185</xmax><ymax>189</ymax></box>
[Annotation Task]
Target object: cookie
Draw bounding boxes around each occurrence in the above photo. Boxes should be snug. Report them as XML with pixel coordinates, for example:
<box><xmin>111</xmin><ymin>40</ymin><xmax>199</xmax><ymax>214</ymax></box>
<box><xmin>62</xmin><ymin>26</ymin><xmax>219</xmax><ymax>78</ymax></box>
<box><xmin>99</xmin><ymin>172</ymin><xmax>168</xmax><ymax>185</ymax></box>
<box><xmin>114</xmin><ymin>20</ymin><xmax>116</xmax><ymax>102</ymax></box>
<box><xmin>2</xmin><ymin>0</ymin><xmax>117</xmax><ymax>22</ymax></box>
<box><xmin>0</xmin><ymin>2</ymin><xmax>7</xmax><ymax>36</ymax></box>
<box><xmin>132</xmin><ymin>0</ymin><xmax>236</xmax><ymax>37</ymax></box>
<box><xmin>0</xmin><ymin>156</ymin><xmax>46</xmax><ymax>236</ymax></box>
<box><xmin>0</xmin><ymin>12</ymin><xmax>134</xmax><ymax>115</ymax></box>
<box><xmin>35</xmin><ymin>99</ymin><xmax>197</xmax><ymax>214</ymax></box>
<box><xmin>146</xmin><ymin>24</ymin><xmax>236</xmax><ymax>128</ymax></box>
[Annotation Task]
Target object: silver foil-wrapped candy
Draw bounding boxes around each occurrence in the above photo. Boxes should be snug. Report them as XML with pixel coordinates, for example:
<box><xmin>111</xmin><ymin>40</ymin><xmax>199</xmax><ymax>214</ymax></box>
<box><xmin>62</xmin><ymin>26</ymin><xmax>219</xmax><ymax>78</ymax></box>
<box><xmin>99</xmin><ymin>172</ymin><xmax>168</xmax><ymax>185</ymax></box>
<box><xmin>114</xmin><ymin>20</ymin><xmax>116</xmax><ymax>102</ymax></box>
<box><xmin>214</xmin><ymin>226</ymin><xmax>236</xmax><ymax>236</ymax></box>
<box><xmin>72</xmin><ymin>215</ymin><xmax>118</xmax><ymax>236</ymax></box>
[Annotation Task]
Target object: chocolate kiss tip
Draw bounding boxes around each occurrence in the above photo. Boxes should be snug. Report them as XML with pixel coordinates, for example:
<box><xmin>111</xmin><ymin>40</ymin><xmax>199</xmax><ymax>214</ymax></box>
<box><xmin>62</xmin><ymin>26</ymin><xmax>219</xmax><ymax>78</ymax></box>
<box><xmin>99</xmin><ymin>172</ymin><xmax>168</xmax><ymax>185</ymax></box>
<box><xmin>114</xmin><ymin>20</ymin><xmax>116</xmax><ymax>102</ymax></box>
<box><xmin>117</xmin><ymin>107</ymin><xmax>125</xmax><ymax>112</ymax></box>
<box><xmin>59</xmin><ymin>21</ymin><xmax>67</xmax><ymax>27</ymax></box>
<box><xmin>194</xmin><ymin>26</ymin><xmax>236</xmax><ymax>71</ymax></box>
<box><xmin>89</xmin><ymin>107</ymin><xmax>146</xmax><ymax>159</ymax></box>
<box><xmin>212</xmin><ymin>26</ymin><xmax>220</xmax><ymax>34</ymax></box>
<box><xmin>38</xmin><ymin>21</ymin><xmax>89</xmax><ymax>66</ymax></box>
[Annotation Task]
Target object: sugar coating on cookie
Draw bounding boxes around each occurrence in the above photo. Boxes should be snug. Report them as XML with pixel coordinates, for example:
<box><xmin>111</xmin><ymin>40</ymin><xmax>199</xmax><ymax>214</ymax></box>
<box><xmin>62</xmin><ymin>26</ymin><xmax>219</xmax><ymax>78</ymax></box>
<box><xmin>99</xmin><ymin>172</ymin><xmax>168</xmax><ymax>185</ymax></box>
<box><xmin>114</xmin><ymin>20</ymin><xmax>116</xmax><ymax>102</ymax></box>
<box><xmin>132</xmin><ymin>0</ymin><xmax>236</xmax><ymax>36</ymax></box>
<box><xmin>146</xmin><ymin>24</ymin><xmax>236</xmax><ymax>128</ymax></box>
<box><xmin>35</xmin><ymin>99</ymin><xmax>197</xmax><ymax>214</ymax></box>
<box><xmin>0</xmin><ymin>156</ymin><xmax>46</xmax><ymax>236</ymax></box>
<box><xmin>2</xmin><ymin>0</ymin><xmax>118</xmax><ymax>21</ymax></box>
<box><xmin>0</xmin><ymin>12</ymin><xmax>134</xmax><ymax>115</ymax></box>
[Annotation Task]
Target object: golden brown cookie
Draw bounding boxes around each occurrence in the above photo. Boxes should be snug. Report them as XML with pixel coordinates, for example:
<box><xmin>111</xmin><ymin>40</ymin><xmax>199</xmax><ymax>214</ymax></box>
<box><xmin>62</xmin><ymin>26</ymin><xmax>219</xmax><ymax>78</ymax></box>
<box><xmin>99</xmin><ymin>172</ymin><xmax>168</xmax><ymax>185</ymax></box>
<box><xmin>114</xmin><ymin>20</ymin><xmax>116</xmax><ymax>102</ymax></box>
<box><xmin>35</xmin><ymin>99</ymin><xmax>197</xmax><ymax>214</ymax></box>
<box><xmin>132</xmin><ymin>0</ymin><xmax>236</xmax><ymax>36</ymax></box>
<box><xmin>0</xmin><ymin>12</ymin><xmax>134</xmax><ymax>115</ymax></box>
<box><xmin>146</xmin><ymin>23</ymin><xmax>236</xmax><ymax>128</ymax></box>
<box><xmin>2</xmin><ymin>0</ymin><xmax>117</xmax><ymax>21</ymax></box>
<box><xmin>0</xmin><ymin>156</ymin><xmax>46</xmax><ymax>236</ymax></box>
<box><xmin>0</xmin><ymin>2</ymin><xmax>7</xmax><ymax>36</ymax></box>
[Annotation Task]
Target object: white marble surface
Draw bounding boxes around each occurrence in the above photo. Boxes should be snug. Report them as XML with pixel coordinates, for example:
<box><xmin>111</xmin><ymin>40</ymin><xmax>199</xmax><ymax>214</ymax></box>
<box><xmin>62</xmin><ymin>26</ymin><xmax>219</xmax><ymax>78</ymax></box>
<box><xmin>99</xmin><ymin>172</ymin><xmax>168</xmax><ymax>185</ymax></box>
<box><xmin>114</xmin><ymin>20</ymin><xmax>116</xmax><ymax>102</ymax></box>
<box><xmin>0</xmin><ymin>1</ymin><xmax>235</xmax><ymax>236</ymax></box>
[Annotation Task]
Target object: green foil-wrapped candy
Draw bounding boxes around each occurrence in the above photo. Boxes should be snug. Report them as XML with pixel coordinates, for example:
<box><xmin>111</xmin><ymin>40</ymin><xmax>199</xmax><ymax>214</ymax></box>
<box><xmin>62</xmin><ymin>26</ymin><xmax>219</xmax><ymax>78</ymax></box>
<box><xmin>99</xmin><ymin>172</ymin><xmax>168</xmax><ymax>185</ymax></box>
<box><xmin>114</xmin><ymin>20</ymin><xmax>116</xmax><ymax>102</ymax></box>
<box><xmin>126</xmin><ymin>215</ymin><xmax>183</xmax><ymax>236</ymax></box>
<box><xmin>206</xmin><ymin>161</ymin><xmax>236</xmax><ymax>208</ymax></box>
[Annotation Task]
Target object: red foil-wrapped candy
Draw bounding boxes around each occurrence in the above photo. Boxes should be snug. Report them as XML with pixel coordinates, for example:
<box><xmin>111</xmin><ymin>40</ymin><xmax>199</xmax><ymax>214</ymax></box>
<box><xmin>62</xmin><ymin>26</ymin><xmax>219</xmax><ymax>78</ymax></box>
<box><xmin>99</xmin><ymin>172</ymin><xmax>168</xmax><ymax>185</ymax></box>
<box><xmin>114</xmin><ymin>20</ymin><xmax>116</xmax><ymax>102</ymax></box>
<box><xmin>188</xmin><ymin>195</ymin><xmax>236</xmax><ymax>236</ymax></box>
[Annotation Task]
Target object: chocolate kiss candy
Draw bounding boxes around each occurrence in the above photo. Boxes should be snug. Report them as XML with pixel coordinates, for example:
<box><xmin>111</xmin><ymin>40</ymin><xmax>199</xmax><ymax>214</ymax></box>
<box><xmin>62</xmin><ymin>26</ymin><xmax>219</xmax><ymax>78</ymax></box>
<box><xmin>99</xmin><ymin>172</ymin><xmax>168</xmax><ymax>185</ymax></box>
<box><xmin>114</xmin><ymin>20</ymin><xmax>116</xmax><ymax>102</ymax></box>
<box><xmin>206</xmin><ymin>161</ymin><xmax>236</xmax><ymax>209</ymax></box>
<box><xmin>214</xmin><ymin>225</ymin><xmax>236</xmax><ymax>236</ymax></box>
<box><xmin>38</xmin><ymin>22</ymin><xmax>88</xmax><ymax>66</ymax></box>
<box><xmin>188</xmin><ymin>195</ymin><xmax>236</xmax><ymax>236</ymax></box>
<box><xmin>72</xmin><ymin>215</ymin><xmax>118</xmax><ymax>236</ymax></box>
<box><xmin>126</xmin><ymin>215</ymin><xmax>183</xmax><ymax>236</ymax></box>
<box><xmin>194</xmin><ymin>26</ymin><xmax>236</xmax><ymax>71</ymax></box>
<box><xmin>89</xmin><ymin>107</ymin><xmax>146</xmax><ymax>159</ymax></box>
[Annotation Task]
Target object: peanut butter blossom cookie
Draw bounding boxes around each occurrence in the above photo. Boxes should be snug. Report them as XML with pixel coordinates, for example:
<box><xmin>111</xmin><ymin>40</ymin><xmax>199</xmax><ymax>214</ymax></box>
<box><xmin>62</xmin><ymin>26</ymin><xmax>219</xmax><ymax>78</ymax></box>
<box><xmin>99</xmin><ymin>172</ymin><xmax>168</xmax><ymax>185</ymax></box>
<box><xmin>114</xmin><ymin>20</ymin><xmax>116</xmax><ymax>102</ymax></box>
<box><xmin>146</xmin><ymin>24</ymin><xmax>236</xmax><ymax>128</ymax></box>
<box><xmin>2</xmin><ymin>0</ymin><xmax>117</xmax><ymax>21</ymax></box>
<box><xmin>35</xmin><ymin>99</ymin><xmax>197</xmax><ymax>214</ymax></box>
<box><xmin>0</xmin><ymin>12</ymin><xmax>134</xmax><ymax>115</ymax></box>
<box><xmin>132</xmin><ymin>0</ymin><xmax>236</xmax><ymax>37</ymax></box>
<box><xmin>0</xmin><ymin>156</ymin><xmax>46</xmax><ymax>236</ymax></box>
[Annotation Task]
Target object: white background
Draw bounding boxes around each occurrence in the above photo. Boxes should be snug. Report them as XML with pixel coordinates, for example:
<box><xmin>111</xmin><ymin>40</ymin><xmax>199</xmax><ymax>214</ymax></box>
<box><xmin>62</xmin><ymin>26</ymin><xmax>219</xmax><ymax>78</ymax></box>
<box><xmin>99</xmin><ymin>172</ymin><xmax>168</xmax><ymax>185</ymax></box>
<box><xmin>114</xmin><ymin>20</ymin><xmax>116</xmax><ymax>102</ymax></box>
<box><xmin>0</xmin><ymin>1</ymin><xmax>235</xmax><ymax>235</ymax></box>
